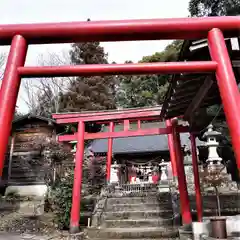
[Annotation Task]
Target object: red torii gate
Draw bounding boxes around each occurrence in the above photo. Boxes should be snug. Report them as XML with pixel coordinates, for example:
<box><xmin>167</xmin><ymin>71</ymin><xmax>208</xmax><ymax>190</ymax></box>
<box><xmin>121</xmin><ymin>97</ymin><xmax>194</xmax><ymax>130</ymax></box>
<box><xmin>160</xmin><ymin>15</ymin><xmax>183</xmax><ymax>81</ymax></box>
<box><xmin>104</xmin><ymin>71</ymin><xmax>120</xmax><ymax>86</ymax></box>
<box><xmin>0</xmin><ymin>16</ymin><xmax>239</xmax><ymax>232</ymax></box>
<box><xmin>53</xmin><ymin>108</ymin><xmax>201</xmax><ymax>232</ymax></box>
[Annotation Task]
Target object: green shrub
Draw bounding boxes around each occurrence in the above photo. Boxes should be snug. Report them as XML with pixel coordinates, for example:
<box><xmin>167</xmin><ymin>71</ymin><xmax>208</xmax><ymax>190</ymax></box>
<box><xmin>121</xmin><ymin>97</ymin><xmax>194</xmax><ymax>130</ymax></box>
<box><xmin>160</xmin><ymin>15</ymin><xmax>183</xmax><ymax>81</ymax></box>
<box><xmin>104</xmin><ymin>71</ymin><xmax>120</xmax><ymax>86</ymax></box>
<box><xmin>49</xmin><ymin>154</ymin><xmax>106</xmax><ymax>230</ymax></box>
<box><xmin>50</xmin><ymin>167</ymin><xmax>74</xmax><ymax>229</ymax></box>
<box><xmin>49</xmin><ymin>167</ymin><xmax>95</xmax><ymax>230</ymax></box>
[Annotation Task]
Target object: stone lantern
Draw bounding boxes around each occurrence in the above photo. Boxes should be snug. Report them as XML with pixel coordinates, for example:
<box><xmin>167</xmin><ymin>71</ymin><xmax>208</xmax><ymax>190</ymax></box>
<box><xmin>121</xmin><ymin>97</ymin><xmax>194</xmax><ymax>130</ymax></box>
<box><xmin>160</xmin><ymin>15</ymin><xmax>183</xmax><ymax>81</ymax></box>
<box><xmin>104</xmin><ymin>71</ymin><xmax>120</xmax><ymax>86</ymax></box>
<box><xmin>159</xmin><ymin>159</ymin><xmax>168</xmax><ymax>181</ymax></box>
<box><xmin>203</xmin><ymin>124</ymin><xmax>223</xmax><ymax>170</ymax></box>
<box><xmin>158</xmin><ymin>160</ymin><xmax>169</xmax><ymax>193</ymax></box>
<box><xmin>70</xmin><ymin>140</ymin><xmax>77</xmax><ymax>162</ymax></box>
<box><xmin>201</xmin><ymin>124</ymin><xmax>237</xmax><ymax>191</ymax></box>
<box><xmin>110</xmin><ymin>161</ymin><xmax>120</xmax><ymax>184</ymax></box>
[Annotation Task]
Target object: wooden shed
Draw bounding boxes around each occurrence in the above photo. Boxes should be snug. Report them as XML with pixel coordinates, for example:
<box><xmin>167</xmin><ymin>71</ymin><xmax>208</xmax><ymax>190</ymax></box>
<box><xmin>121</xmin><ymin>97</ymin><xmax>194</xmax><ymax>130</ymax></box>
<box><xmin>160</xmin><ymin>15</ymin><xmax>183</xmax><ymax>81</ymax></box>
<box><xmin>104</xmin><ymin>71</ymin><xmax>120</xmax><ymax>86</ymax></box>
<box><xmin>1</xmin><ymin>114</ymin><xmax>71</xmax><ymax>187</ymax></box>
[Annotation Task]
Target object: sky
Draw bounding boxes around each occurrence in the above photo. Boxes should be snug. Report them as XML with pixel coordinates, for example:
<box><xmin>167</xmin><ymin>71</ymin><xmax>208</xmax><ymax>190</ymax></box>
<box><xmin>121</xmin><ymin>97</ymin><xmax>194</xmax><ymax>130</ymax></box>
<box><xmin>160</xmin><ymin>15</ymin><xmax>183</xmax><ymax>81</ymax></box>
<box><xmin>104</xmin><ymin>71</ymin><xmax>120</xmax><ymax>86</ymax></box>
<box><xmin>0</xmin><ymin>0</ymin><xmax>190</xmax><ymax>113</ymax></box>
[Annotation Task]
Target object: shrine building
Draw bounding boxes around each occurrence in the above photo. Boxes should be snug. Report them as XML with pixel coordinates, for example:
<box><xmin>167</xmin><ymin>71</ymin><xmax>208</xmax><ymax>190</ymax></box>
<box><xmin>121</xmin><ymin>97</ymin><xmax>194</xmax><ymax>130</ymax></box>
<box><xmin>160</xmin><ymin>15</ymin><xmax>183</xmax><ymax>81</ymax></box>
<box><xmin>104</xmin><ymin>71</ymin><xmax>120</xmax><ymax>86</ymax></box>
<box><xmin>90</xmin><ymin>120</ymin><xmax>206</xmax><ymax>184</ymax></box>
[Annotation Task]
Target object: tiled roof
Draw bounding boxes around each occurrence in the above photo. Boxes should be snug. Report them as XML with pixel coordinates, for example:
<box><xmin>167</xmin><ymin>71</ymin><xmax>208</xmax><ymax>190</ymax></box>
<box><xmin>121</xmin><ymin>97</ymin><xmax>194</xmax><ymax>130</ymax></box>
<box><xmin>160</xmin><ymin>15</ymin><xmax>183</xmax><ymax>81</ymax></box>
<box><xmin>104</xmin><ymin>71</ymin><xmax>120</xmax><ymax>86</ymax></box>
<box><xmin>90</xmin><ymin>121</ymin><xmax>205</xmax><ymax>154</ymax></box>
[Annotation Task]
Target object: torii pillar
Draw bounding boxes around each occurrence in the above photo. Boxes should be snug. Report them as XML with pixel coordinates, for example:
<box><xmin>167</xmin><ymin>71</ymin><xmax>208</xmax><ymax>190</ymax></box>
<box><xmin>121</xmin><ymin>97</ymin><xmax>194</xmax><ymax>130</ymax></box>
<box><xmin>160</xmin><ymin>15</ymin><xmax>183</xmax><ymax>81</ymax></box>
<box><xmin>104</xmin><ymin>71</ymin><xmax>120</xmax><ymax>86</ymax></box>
<box><xmin>171</xmin><ymin>118</ymin><xmax>192</xmax><ymax>224</ymax></box>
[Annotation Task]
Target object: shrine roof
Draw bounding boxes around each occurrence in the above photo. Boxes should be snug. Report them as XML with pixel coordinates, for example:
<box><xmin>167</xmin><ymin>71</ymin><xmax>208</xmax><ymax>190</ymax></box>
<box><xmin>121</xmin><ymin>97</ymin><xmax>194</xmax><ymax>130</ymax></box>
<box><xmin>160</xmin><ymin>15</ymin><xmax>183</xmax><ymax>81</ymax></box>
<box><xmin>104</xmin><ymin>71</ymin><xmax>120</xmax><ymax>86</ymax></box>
<box><xmin>90</xmin><ymin>121</ymin><xmax>205</xmax><ymax>155</ymax></box>
<box><xmin>160</xmin><ymin>38</ymin><xmax>240</xmax><ymax>130</ymax></box>
<box><xmin>13</xmin><ymin>114</ymin><xmax>56</xmax><ymax>125</ymax></box>
<box><xmin>53</xmin><ymin>106</ymin><xmax>161</xmax><ymax>117</ymax></box>
<box><xmin>12</xmin><ymin>114</ymin><xmax>65</xmax><ymax>133</ymax></box>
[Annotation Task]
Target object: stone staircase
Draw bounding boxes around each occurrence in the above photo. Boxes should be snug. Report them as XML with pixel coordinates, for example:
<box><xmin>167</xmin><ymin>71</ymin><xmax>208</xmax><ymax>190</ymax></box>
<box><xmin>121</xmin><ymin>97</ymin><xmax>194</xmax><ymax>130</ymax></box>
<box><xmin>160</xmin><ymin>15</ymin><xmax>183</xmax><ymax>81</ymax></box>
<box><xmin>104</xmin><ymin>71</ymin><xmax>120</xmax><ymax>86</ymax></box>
<box><xmin>86</xmin><ymin>186</ymin><xmax>180</xmax><ymax>240</ymax></box>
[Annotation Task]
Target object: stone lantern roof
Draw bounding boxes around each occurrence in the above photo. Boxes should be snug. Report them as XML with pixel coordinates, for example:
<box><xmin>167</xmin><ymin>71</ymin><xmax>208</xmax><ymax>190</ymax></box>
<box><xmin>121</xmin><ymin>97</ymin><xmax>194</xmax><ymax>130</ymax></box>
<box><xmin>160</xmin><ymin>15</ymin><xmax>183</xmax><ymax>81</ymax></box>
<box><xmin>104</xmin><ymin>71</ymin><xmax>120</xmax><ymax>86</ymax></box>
<box><xmin>202</xmin><ymin>124</ymin><xmax>222</xmax><ymax>140</ymax></box>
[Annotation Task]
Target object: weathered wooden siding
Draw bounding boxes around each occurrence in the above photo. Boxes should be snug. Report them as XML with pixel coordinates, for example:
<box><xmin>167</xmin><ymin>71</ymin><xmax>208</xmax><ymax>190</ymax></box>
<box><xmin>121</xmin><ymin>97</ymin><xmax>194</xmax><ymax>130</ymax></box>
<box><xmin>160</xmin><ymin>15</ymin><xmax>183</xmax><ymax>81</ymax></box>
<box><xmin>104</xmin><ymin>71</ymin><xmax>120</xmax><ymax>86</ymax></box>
<box><xmin>8</xmin><ymin>119</ymin><xmax>54</xmax><ymax>185</ymax></box>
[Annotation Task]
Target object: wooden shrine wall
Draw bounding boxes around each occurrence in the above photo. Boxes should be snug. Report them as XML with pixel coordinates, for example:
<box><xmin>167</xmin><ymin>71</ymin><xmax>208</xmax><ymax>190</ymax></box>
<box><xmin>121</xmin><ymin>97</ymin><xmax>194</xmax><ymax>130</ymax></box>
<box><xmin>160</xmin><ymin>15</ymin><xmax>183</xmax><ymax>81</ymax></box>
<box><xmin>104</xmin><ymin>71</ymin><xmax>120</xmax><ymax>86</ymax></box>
<box><xmin>6</xmin><ymin>120</ymin><xmax>55</xmax><ymax>185</ymax></box>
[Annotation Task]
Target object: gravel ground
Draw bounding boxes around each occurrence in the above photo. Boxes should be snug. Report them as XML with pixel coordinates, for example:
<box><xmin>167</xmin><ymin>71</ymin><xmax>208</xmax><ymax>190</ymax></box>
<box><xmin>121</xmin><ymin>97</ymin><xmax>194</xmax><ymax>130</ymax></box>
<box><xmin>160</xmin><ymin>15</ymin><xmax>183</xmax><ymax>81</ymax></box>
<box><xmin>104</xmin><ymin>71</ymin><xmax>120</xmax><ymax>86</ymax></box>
<box><xmin>0</xmin><ymin>232</ymin><xmax>84</xmax><ymax>240</ymax></box>
<box><xmin>0</xmin><ymin>211</ymin><xmax>73</xmax><ymax>239</ymax></box>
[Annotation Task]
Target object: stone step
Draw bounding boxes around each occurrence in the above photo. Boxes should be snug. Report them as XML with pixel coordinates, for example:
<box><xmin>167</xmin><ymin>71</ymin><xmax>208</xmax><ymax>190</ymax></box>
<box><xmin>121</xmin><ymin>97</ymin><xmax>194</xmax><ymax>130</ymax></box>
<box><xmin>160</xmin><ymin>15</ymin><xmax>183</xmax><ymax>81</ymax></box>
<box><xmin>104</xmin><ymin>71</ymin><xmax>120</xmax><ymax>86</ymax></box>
<box><xmin>104</xmin><ymin>210</ymin><xmax>175</xmax><ymax>220</ymax></box>
<box><xmin>103</xmin><ymin>218</ymin><xmax>174</xmax><ymax>228</ymax></box>
<box><xmin>106</xmin><ymin>203</ymin><xmax>172</xmax><ymax>212</ymax></box>
<box><xmin>107</xmin><ymin>196</ymin><xmax>160</xmax><ymax>205</ymax></box>
<box><xmin>87</xmin><ymin>227</ymin><xmax>179</xmax><ymax>239</ymax></box>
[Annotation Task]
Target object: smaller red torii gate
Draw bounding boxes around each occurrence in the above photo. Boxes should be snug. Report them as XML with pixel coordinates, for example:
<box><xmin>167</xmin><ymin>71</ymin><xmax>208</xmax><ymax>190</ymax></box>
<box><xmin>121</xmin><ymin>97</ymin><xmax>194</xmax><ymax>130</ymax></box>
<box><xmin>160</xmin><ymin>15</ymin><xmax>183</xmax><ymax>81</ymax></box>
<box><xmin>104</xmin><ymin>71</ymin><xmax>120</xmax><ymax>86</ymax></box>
<box><xmin>53</xmin><ymin>107</ymin><xmax>202</xmax><ymax>233</ymax></box>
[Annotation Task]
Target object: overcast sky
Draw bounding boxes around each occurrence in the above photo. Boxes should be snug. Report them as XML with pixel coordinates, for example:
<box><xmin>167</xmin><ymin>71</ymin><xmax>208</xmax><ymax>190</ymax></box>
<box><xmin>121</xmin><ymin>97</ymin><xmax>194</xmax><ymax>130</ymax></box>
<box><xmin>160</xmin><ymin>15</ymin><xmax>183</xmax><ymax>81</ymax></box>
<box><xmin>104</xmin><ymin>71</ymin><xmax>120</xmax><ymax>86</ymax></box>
<box><xmin>0</xmin><ymin>0</ymin><xmax>190</xmax><ymax>113</ymax></box>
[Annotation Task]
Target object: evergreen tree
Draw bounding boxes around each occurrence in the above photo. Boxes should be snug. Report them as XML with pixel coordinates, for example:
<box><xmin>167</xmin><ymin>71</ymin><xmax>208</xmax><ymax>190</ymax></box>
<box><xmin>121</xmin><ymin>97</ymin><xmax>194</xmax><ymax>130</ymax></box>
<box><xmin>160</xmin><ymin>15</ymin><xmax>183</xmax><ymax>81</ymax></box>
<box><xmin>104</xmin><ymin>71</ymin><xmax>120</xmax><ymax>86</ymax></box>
<box><xmin>140</xmin><ymin>40</ymin><xmax>182</xmax><ymax>63</ymax></box>
<box><xmin>116</xmin><ymin>41</ymin><xmax>182</xmax><ymax>108</ymax></box>
<box><xmin>59</xmin><ymin>21</ymin><xmax>116</xmax><ymax>112</ymax></box>
<box><xmin>189</xmin><ymin>0</ymin><xmax>240</xmax><ymax>17</ymax></box>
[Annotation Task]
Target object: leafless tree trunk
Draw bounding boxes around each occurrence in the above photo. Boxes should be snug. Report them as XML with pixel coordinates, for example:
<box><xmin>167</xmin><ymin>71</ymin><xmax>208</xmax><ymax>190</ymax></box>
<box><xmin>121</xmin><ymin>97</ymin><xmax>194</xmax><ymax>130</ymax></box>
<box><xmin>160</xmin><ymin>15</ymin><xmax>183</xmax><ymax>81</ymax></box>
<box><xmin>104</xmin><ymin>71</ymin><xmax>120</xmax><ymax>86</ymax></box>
<box><xmin>0</xmin><ymin>52</ymin><xmax>7</xmax><ymax>81</ymax></box>
<box><xmin>214</xmin><ymin>185</ymin><xmax>221</xmax><ymax>216</ymax></box>
<box><xmin>21</xmin><ymin>51</ymin><xmax>72</xmax><ymax>114</ymax></box>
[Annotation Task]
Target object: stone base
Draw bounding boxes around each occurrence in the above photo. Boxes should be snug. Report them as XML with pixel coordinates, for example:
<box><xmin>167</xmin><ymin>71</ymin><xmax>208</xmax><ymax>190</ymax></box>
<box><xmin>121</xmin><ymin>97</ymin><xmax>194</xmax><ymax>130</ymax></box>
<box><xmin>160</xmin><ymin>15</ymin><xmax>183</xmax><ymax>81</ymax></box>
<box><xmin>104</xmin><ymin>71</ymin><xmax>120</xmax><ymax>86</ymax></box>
<box><xmin>179</xmin><ymin>217</ymin><xmax>240</xmax><ymax>239</ymax></box>
<box><xmin>3</xmin><ymin>184</ymin><xmax>47</xmax><ymax>217</ymax></box>
<box><xmin>5</xmin><ymin>184</ymin><xmax>48</xmax><ymax>198</ymax></box>
<box><xmin>61</xmin><ymin>231</ymin><xmax>84</xmax><ymax>240</ymax></box>
<box><xmin>158</xmin><ymin>180</ymin><xmax>170</xmax><ymax>192</ymax></box>
<box><xmin>69</xmin><ymin>225</ymin><xmax>80</xmax><ymax>234</ymax></box>
<box><xmin>0</xmin><ymin>197</ymin><xmax>45</xmax><ymax>216</ymax></box>
<box><xmin>158</xmin><ymin>187</ymin><xmax>170</xmax><ymax>193</ymax></box>
<box><xmin>18</xmin><ymin>199</ymin><xmax>45</xmax><ymax>216</ymax></box>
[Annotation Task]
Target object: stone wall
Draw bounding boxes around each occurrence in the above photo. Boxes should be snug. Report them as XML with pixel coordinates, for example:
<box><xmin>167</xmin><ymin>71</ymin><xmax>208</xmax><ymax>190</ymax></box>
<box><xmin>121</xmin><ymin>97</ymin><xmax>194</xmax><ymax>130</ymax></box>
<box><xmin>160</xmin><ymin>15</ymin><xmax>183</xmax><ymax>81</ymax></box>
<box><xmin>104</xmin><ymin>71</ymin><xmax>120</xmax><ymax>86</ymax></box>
<box><xmin>0</xmin><ymin>195</ymin><xmax>45</xmax><ymax>216</ymax></box>
<box><xmin>189</xmin><ymin>191</ymin><xmax>240</xmax><ymax>216</ymax></box>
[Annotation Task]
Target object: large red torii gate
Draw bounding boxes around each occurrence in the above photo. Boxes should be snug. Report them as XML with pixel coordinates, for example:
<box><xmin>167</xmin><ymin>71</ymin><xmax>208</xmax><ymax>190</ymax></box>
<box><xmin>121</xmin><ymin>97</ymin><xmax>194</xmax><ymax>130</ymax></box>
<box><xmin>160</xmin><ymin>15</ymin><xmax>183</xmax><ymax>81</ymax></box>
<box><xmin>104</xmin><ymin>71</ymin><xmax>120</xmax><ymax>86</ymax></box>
<box><xmin>0</xmin><ymin>16</ymin><xmax>239</xmax><ymax>232</ymax></box>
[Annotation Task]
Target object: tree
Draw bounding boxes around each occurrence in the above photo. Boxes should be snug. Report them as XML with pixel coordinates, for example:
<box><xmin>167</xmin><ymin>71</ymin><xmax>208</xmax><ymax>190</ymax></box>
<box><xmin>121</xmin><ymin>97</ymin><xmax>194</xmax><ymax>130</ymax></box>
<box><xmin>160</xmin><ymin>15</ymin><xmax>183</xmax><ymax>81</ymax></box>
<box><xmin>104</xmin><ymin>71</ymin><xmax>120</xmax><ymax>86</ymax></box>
<box><xmin>22</xmin><ymin>51</ymin><xmax>72</xmax><ymax>117</ymax></box>
<box><xmin>14</xmin><ymin>106</ymin><xmax>22</xmax><ymax>119</ymax></box>
<box><xmin>59</xmin><ymin>38</ymin><xmax>116</xmax><ymax>112</ymax></box>
<box><xmin>140</xmin><ymin>40</ymin><xmax>182</xmax><ymax>63</ymax></box>
<box><xmin>0</xmin><ymin>52</ymin><xmax>6</xmax><ymax>81</ymax></box>
<box><xmin>116</xmin><ymin>41</ymin><xmax>182</xmax><ymax>108</ymax></box>
<box><xmin>200</xmin><ymin>164</ymin><xmax>230</xmax><ymax>216</ymax></box>
<box><xmin>0</xmin><ymin>52</ymin><xmax>21</xmax><ymax>119</ymax></box>
<box><xmin>189</xmin><ymin>0</ymin><xmax>240</xmax><ymax>17</ymax></box>
<box><xmin>116</xmin><ymin>69</ymin><xmax>169</xmax><ymax>108</ymax></box>
<box><xmin>116</xmin><ymin>61</ymin><xmax>155</xmax><ymax>108</ymax></box>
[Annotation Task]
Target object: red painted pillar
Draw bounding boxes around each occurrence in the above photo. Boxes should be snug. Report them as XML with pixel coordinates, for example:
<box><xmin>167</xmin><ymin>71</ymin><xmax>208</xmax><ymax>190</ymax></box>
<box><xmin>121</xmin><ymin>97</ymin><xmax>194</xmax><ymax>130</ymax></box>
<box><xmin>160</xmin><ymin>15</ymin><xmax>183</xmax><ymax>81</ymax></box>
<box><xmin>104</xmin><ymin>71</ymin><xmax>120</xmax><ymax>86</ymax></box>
<box><xmin>172</xmin><ymin>119</ymin><xmax>192</xmax><ymax>224</ymax></box>
<box><xmin>70</xmin><ymin>121</ymin><xmax>85</xmax><ymax>233</ymax></box>
<box><xmin>208</xmin><ymin>28</ymin><xmax>240</xmax><ymax>172</ymax></box>
<box><xmin>124</xmin><ymin>120</ymin><xmax>130</xmax><ymax>131</ymax></box>
<box><xmin>190</xmin><ymin>133</ymin><xmax>202</xmax><ymax>222</ymax></box>
<box><xmin>106</xmin><ymin>121</ymin><xmax>114</xmax><ymax>183</ymax></box>
<box><xmin>166</xmin><ymin>119</ymin><xmax>178</xmax><ymax>177</ymax></box>
<box><xmin>0</xmin><ymin>35</ymin><xmax>27</xmax><ymax>176</ymax></box>
<box><xmin>137</xmin><ymin>120</ymin><xmax>141</xmax><ymax>129</ymax></box>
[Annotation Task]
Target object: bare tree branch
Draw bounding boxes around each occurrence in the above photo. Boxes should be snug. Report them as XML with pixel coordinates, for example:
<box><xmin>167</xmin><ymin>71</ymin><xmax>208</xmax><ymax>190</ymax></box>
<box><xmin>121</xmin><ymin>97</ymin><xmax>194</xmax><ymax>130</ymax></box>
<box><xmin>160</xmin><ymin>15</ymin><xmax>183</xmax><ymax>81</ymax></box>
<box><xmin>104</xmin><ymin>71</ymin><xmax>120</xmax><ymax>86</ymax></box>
<box><xmin>0</xmin><ymin>52</ymin><xmax>7</xmax><ymax>81</ymax></box>
<box><xmin>21</xmin><ymin>79</ymin><xmax>39</xmax><ymax>113</ymax></box>
<box><xmin>21</xmin><ymin>51</ymin><xmax>72</xmax><ymax>115</ymax></box>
